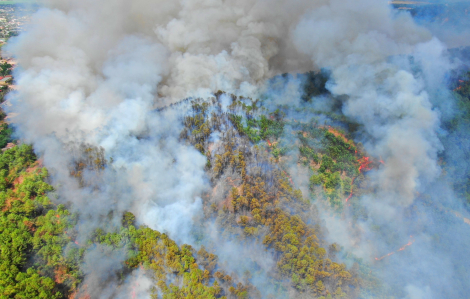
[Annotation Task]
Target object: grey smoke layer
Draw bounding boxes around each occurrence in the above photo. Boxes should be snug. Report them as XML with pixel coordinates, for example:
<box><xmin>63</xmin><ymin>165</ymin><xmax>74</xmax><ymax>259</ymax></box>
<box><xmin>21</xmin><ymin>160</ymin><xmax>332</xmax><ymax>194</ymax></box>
<box><xmin>5</xmin><ymin>0</ymin><xmax>470</xmax><ymax>298</ymax></box>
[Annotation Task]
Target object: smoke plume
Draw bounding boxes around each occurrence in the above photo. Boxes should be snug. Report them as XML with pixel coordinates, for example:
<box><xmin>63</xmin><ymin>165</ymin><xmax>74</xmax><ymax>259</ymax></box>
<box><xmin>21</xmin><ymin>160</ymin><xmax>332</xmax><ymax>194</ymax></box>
<box><xmin>5</xmin><ymin>0</ymin><xmax>470</xmax><ymax>297</ymax></box>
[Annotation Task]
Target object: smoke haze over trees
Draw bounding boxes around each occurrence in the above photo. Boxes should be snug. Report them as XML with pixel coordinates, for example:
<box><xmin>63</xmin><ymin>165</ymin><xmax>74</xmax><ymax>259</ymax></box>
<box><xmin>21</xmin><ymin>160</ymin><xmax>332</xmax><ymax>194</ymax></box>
<box><xmin>1</xmin><ymin>0</ymin><xmax>470</xmax><ymax>298</ymax></box>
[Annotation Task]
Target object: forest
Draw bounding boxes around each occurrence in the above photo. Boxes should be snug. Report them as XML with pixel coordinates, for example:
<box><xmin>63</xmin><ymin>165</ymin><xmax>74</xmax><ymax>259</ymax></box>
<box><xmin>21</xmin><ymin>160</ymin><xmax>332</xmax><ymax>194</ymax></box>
<box><xmin>0</xmin><ymin>83</ymin><xmax>376</xmax><ymax>298</ymax></box>
<box><xmin>0</xmin><ymin>142</ymin><xmax>252</xmax><ymax>298</ymax></box>
<box><xmin>1</xmin><ymin>69</ymin><xmax>470</xmax><ymax>298</ymax></box>
<box><xmin>179</xmin><ymin>92</ymin><xmax>384</xmax><ymax>298</ymax></box>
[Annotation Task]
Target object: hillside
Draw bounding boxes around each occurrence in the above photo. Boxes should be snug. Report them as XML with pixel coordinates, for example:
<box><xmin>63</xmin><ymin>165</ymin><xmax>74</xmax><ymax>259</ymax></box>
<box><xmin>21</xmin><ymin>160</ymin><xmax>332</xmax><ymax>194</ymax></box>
<box><xmin>2</xmin><ymin>0</ymin><xmax>470</xmax><ymax>298</ymax></box>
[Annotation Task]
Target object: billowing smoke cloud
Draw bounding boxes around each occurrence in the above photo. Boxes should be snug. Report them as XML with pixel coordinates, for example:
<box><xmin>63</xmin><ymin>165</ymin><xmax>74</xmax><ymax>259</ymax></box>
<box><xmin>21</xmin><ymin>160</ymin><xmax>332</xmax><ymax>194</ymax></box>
<box><xmin>5</xmin><ymin>0</ymin><xmax>470</xmax><ymax>297</ymax></box>
<box><xmin>293</xmin><ymin>0</ymin><xmax>441</xmax><ymax>206</ymax></box>
<box><xmin>289</xmin><ymin>1</ymin><xmax>470</xmax><ymax>298</ymax></box>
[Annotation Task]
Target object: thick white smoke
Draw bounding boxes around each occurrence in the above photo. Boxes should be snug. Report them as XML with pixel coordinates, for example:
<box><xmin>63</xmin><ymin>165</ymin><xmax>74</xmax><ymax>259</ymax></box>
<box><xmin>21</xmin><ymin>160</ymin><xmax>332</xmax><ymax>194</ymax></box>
<box><xmin>293</xmin><ymin>0</ymin><xmax>443</xmax><ymax>206</ymax></box>
<box><xmin>5</xmin><ymin>0</ymin><xmax>466</xmax><ymax>297</ymax></box>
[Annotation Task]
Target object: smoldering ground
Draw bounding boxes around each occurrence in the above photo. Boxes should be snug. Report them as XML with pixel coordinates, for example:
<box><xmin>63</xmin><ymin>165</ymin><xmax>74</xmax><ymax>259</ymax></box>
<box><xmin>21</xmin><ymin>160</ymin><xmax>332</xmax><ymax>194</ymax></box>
<box><xmin>4</xmin><ymin>0</ymin><xmax>470</xmax><ymax>298</ymax></box>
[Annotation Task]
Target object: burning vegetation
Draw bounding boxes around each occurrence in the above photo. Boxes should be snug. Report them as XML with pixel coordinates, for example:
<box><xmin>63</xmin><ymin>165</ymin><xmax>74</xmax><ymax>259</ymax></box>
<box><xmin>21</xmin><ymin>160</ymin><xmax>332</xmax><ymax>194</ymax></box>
<box><xmin>180</xmin><ymin>94</ymin><xmax>362</xmax><ymax>298</ymax></box>
<box><xmin>374</xmin><ymin>236</ymin><xmax>415</xmax><ymax>261</ymax></box>
<box><xmin>4</xmin><ymin>65</ymin><xmax>470</xmax><ymax>298</ymax></box>
<box><xmin>3</xmin><ymin>0</ymin><xmax>470</xmax><ymax>297</ymax></box>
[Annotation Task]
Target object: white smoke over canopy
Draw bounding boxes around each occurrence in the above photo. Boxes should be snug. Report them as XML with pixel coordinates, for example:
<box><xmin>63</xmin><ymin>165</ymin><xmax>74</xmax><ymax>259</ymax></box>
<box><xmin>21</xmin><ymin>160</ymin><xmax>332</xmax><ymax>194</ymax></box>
<box><xmin>5</xmin><ymin>0</ymin><xmax>468</xmax><ymax>297</ymax></box>
<box><xmin>293</xmin><ymin>0</ymin><xmax>443</xmax><ymax>206</ymax></box>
